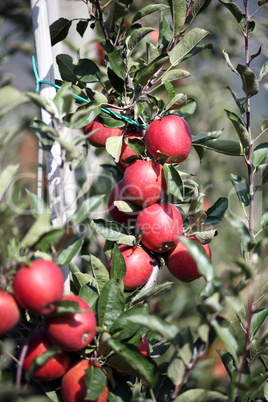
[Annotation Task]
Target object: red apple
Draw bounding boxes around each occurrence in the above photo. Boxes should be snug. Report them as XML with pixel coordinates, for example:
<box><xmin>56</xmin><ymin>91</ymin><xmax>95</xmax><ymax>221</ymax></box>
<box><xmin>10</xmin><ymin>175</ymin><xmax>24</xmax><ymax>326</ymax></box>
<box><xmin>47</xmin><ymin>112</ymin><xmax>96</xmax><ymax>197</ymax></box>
<box><xmin>122</xmin><ymin>160</ymin><xmax>167</xmax><ymax>207</ymax></box>
<box><xmin>135</xmin><ymin>202</ymin><xmax>183</xmax><ymax>253</ymax></box>
<box><xmin>61</xmin><ymin>359</ymin><xmax>108</xmax><ymax>402</ymax></box>
<box><xmin>83</xmin><ymin>109</ymin><xmax>125</xmax><ymax>148</ymax></box>
<box><xmin>144</xmin><ymin>115</ymin><xmax>192</xmax><ymax>163</ymax></box>
<box><xmin>108</xmin><ymin>180</ymin><xmax>141</xmax><ymax>226</ymax></box>
<box><xmin>107</xmin><ymin>245</ymin><xmax>153</xmax><ymax>290</ymax></box>
<box><xmin>136</xmin><ymin>336</ymin><xmax>150</xmax><ymax>356</ymax></box>
<box><xmin>167</xmin><ymin>236</ymin><xmax>212</xmax><ymax>282</ymax></box>
<box><xmin>13</xmin><ymin>260</ymin><xmax>64</xmax><ymax>315</ymax></box>
<box><xmin>23</xmin><ymin>327</ymin><xmax>70</xmax><ymax>381</ymax></box>
<box><xmin>0</xmin><ymin>290</ymin><xmax>20</xmax><ymax>336</ymax></box>
<box><xmin>115</xmin><ymin>129</ymin><xmax>144</xmax><ymax>172</ymax></box>
<box><xmin>46</xmin><ymin>295</ymin><xmax>97</xmax><ymax>352</ymax></box>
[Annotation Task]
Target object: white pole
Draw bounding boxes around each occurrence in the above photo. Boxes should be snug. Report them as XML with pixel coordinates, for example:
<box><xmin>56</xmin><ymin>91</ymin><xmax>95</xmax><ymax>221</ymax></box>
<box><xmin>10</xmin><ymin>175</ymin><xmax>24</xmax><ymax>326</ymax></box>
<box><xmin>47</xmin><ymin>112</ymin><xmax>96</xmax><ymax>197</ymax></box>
<box><xmin>30</xmin><ymin>0</ymin><xmax>70</xmax><ymax>290</ymax></box>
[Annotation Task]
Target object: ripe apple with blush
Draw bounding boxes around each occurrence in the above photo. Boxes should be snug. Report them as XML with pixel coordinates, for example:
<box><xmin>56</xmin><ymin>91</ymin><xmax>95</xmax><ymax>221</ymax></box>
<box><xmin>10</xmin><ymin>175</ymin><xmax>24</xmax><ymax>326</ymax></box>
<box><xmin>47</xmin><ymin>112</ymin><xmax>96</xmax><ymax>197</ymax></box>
<box><xmin>23</xmin><ymin>327</ymin><xmax>70</xmax><ymax>381</ymax></box>
<box><xmin>0</xmin><ymin>290</ymin><xmax>20</xmax><ymax>336</ymax></box>
<box><xmin>108</xmin><ymin>180</ymin><xmax>141</xmax><ymax>226</ymax></box>
<box><xmin>108</xmin><ymin>245</ymin><xmax>153</xmax><ymax>290</ymax></box>
<box><xmin>83</xmin><ymin>109</ymin><xmax>125</xmax><ymax>147</ymax></box>
<box><xmin>61</xmin><ymin>359</ymin><xmax>108</xmax><ymax>402</ymax></box>
<box><xmin>46</xmin><ymin>295</ymin><xmax>97</xmax><ymax>352</ymax></box>
<box><xmin>145</xmin><ymin>115</ymin><xmax>192</xmax><ymax>163</ymax></box>
<box><xmin>13</xmin><ymin>259</ymin><xmax>64</xmax><ymax>315</ymax></box>
<box><xmin>167</xmin><ymin>236</ymin><xmax>212</xmax><ymax>282</ymax></box>
<box><xmin>122</xmin><ymin>160</ymin><xmax>167</xmax><ymax>207</ymax></box>
<box><xmin>135</xmin><ymin>202</ymin><xmax>183</xmax><ymax>253</ymax></box>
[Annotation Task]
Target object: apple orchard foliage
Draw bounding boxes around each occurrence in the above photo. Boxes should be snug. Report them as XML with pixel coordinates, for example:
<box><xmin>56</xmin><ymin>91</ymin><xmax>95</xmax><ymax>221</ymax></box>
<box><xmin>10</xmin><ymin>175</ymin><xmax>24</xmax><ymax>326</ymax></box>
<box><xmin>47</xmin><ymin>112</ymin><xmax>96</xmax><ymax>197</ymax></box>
<box><xmin>0</xmin><ymin>0</ymin><xmax>268</xmax><ymax>401</ymax></box>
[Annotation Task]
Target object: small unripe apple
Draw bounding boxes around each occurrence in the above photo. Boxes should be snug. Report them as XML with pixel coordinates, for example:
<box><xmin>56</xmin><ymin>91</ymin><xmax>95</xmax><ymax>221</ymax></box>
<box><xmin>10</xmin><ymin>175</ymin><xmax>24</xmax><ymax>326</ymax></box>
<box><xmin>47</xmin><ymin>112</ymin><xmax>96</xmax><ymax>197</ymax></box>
<box><xmin>135</xmin><ymin>202</ymin><xmax>183</xmax><ymax>253</ymax></box>
<box><xmin>108</xmin><ymin>180</ymin><xmax>141</xmax><ymax>226</ymax></box>
<box><xmin>108</xmin><ymin>245</ymin><xmax>153</xmax><ymax>290</ymax></box>
<box><xmin>13</xmin><ymin>260</ymin><xmax>64</xmax><ymax>315</ymax></box>
<box><xmin>145</xmin><ymin>115</ymin><xmax>192</xmax><ymax>163</ymax></box>
<box><xmin>23</xmin><ymin>327</ymin><xmax>70</xmax><ymax>381</ymax></box>
<box><xmin>167</xmin><ymin>236</ymin><xmax>212</xmax><ymax>282</ymax></box>
<box><xmin>122</xmin><ymin>160</ymin><xmax>167</xmax><ymax>207</ymax></box>
<box><xmin>115</xmin><ymin>129</ymin><xmax>144</xmax><ymax>172</ymax></box>
<box><xmin>83</xmin><ymin>110</ymin><xmax>125</xmax><ymax>148</ymax></box>
<box><xmin>61</xmin><ymin>359</ymin><xmax>108</xmax><ymax>402</ymax></box>
<box><xmin>0</xmin><ymin>290</ymin><xmax>20</xmax><ymax>336</ymax></box>
<box><xmin>46</xmin><ymin>295</ymin><xmax>97</xmax><ymax>352</ymax></box>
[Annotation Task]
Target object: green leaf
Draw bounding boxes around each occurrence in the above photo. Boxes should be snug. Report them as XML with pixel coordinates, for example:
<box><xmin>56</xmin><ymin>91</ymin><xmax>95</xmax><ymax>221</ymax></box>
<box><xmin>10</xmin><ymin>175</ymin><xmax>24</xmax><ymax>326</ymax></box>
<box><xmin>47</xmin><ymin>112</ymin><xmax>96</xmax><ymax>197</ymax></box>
<box><xmin>56</xmin><ymin>54</ymin><xmax>77</xmax><ymax>82</ymax></box>
<box><xmin>71</xmin><ymin>102</ymin><xmax>102</xmax><ymax>129</ymax></box>
<box><xmin>187</xmin><ymin>0</ymin><xmax>213</xmax><ymax>21</ymax></box>
<box><xmin>90</xmin><ymin>219</ymin><xmax>128</xmax><ymax>241</ymax></box>
<box><xmin>216</xmin><ymin>349</ymin><xmax>236</xmax><ymax>379</ymax></box>
<box><xmin>131</xmin><ymin>282</ymin><xmax>173</xmax><ymax>306</ymax></box>
<box><xmin>259</xmin><ymin>61</ymin><xmax>268</xmax><ymax>81</ymax></box>
<box><xmin>135</xmin><ymin>53</ymin><xmax>169</xmax><ymax>86</ymax></box>
<box><xmin>81</xmin><ymin>254</ymin><xmax>109</xmax><ymax>295</ymax></box>
<box><xmin>132</xmin><ymin>4</ymin><xmax>169</xmax><ymax>23</ymax></box>
<box><xmin>76</xmin><ymin>20</ymin><xmax>89</xmax><ymax>38</ymax></box>
<box><xmin>78</xmin><ymin>284</ymin><xmax>98</xmax><ymax>311</ymax></box>
<box><xmin>175</xmin><ymin>389</ymin><xmax>229</xmax><ymax>401</ymax></box>
<box><xmin>0</xmin><ymin>86</ymin><xmax>28</xmax><ymax>115</ymax></box>
<box><xmin>34</xmin><ymin>228</ymin><xmax>66</xmax><ymax>253</ymax></box>
<box><xmin>250</xmin><ymin>308</ymin><xmax>268</xmax><ymax>337</ymax></box>
<box><xmin>85</xmin><ymin>366</ymin><xmax>107</xmax><ymax>401</ymax></box>
<box><xmin>228</xmin><ymin>214</ymin><xmax>255</xmax><ymax>253</ymax></box>
<box><xmin>0</xmin><ymin>164</ymin><xmax>19</xmax><ymax>201</ymax></box>
<box><xmin>261</xmin><ymin>211</ymin><xmax>268</xmax><ymax>228</ymax></box>
<box><xmin>21</xmin><ymin>210</ymin><xmax>52</xmax><ymax>249</ymax></box>
<box><xmin>205</xmin><ymin>197</ymin><xmax>228</xmax><ymax>224</ymax></box>
<box><xmin>218</xmin><ymin>0</ymin><xmax>243</xmax><ymax>23</ymax></box>
<box><xmin>127</xmin><ymin>314</ymin><xmax>179</xmax><ymax>344</ymax></box>
<box><xmin>167</xmin><ymin>352</ymin><xmax>185</xmax><ymax>386</ymax></box>
<box><xmin>230</xmin><ymin>174</ymin><xmax>250</xmax><ymax>207</ymax></box>
<box><xmin>168</xmin><ymin>0</ymin><xmax>186</xmax><ymax>36</ymax></box>
<box><xmin>110</xmin><ymin>304</ymin><xmax>149</xmax><ymax>340</ymax></box>
<box><xmin>258</xmin><ymin>0</ymin><xmax>268</xmax><ymax>5</ymax></box>
<box><xmin>179</xmin><ymin>237</ymin><xmax>214</xmax><ymax>282</ymax></box>
<box><xmin>124</xmin><ymin>137</ymin><xmax>146</xmax><ymax>157</ymax></box>
<box><xmin>110</xmin><ymin>244</ymin><xmax>126</xmax><ymax>282</ymax></box>
<box><xmin>192</xmin><ymin>130</ymin><xmax>223</xmax><ymax>143</ymax></box>
<box><xmin>50</xmin><ymin>18</ymin><xmax>72</xmax><ymax>46</ymax></box>
<box><xmin>69</xmin><ymin>262</ymin><xmax>94</xmax><ymax>288</ymax></box>
<box><xmin>163</xmin><ymin>164</ymin><xmax>183</xmax><ymax>200</ymax></box>
<box><xmin>107</xmin><ymin>339</ymin><xmax>160</xmax><ymax>387</ymax></box>
<box><xmin>236</xmin><ymin>64</ymin><xmax>259</xmax><ymax>98</ymax></box>
<box><xmin>252</xmin><ymin>143</ymin><xmax>268</xmax><ymax>167</ymax></box>
<box><xmin>56</xmin><ymin>236</ymin><xmax>84</xmax><ymax>267</ymax></box>
<box><xmin>226</xmin><ymin>85</ymin><xmax>247</xmax><ymax>114</ymax></box>
<box><xmin>126</xmin><ymin>27</ymin><xmax>155</xmax><ymax>58</ymax></box>
<box><xmin>225</xmin><ymin>110</ymin><xmax>249</xmax><ymax>148</ymax></box>
<box><xmin>26</xmin><ymin>92</ymin><xmax>56</xmax><ymax>116</ymax></box>
<box><xmin>105</xmin><ymin>135</ymin><xmax>123</xmax><ymax>162</ymax></box>
<box><xmin>165</xmin><ymin>92</ymin><xmax>188</xmax><ymax>111</ymax></box>
<box><xmin>53</xmin><ymin>300</ymin><xmax>82</xmax><ymax>314</ymax></box>
<box><xmin>102</xmin><ymin>42</ymin><xmax>126</xmax><ymax>81</ymax></box>
<box><xmin>194</xmin><ymin>139</ymin><xmax>242</xmax><ymax>156</ymax></box>
<box><xmin>211</xmin><ymin>317</ymin><xmax>238</xmax><ymax>360</ymax></box>
<box><xmin>73</xmin><ymin>195</ymin><xmax>105</xmax><ymax>224</ymax></box>
<box><xmin>169</xmin><ymin>28</ymin><xmax>210</xmax><ymax>66</ymax></box>
<box><xmin>222</xmin><ymin>49</ymin><xmax>239</xmax><ymax>76</ymax></box>
<box><xmin>161</xmin><ymin>69</ymin><xmax>191</xmax><ymax>84</ymax></box>
<box><xmin>74</xmin><ymin>59</ymin><xmax>101</xmax><ymax>83</ymax></box>
<box><xmin>98</xmin><ymin>280</ymin><xmax>125</xmax><ymax>329</ymax></box>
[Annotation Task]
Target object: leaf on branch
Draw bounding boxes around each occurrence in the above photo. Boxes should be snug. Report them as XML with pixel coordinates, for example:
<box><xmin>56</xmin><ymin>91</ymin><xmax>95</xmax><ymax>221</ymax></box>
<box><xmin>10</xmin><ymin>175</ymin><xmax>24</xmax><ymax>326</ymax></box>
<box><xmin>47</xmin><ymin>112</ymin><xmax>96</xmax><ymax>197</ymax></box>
<box><xmin>76</xmin><ymin>20</ymin><xmax>89</xmax><ymax>38</ymax></box>
<box><xmin>236</xmin><ymin>64</ymin><xmax>259</xmax><ymax>98</ymax></box>
<box><xmin>90</xmin><ymin>219</ymin><xmax>128</xmax><ymax>241</ymax></box>
<box><xmin>230</xmin><ymin>174</ymin><xmax>250</xmax><ymax>207</ymax></box>
<box><xmin>74</xmin><ymin>59</ymin><xmax>101</xmax><ymax>83</ymax></box>
<box><xmin>50</xmin><ymin>18</ymin><xmax>72</xmax><ymax>46</ymax></box>
<box><xmin>225</xmin><ymin>110</ymin><xmax>249</xmax><ymax>148</ymax></box>
<box><xmin>222</xmin><ymin>50</ymin><xmax>239</xmax><ymax>76</ymax></box>
<box><xmin>218</xmin><ymin>0</ymin><xmax>243</xmax><ymax>23</ymax></box>
<box><xmin>105</xmin><ymin>135</ymin><xmax>123</xmax><ymax>162</ymax></box>
<box><xmin>252</xmin><ymin>143</ymin><xmax>268</xmax><ymax>167</ymax></box>
<box><xmin>56</xmin><ymin>54</ymin><xmax>77</xmax><ymax>82</ymax></box>
<box><xmin>175</xmin><ymin>389</ymin><xmax>229</xmax><ymax>401</ymax></box>
<box><xmin>169</xmin><ymin>28</ymin><xmax>210</xmax><ymax>66</ymax></box>
<box><xmin>187</xmin><ymin>0</ymin><xmax>213</xmax><ymax>22</ymax></box>
<box><xmin>216</xmin><ymin>349</ymin><xmax>236</xmax><ymax>379</ymax></box>
<box><xmin>226</xmin><ymin>85</ymin><xmax>247</xmax><ymax>114</ymax></box>
<box><xmin>205</xmin><ymin>197</ymin><xmax>228</xmax><ymax>225</ymax></box>
<box><xmin>84</xmin><ymin>366</ymin><xmax>107</xmax><ymax>401</ymax></box>
<box><xmin>98</xmin><ymin>280</ymin><xmax>125</xmax><ymax>329</ymax></box>
<box><xmin>132</xmin><ymin>4</ymin><xmax>169</xmax><ymax>23</ymax></box>
<box><xmin>250</xmin><ymin>308</ymin><xmax>268</xmax><ymax>337</ymax></box>
<box><xmin>168</xmin><ymin>0</ymin><xmax>186</xmax><ymax>37</ymax></box>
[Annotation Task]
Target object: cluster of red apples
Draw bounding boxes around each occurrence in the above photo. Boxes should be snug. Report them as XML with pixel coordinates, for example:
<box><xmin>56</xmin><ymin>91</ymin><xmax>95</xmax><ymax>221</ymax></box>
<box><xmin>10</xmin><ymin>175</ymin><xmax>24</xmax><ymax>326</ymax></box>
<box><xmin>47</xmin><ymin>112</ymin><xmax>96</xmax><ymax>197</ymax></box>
<box><xmin>0</xmin><ymin>260</ymin><xmax>108</xmax><ymax>402</ymax></box>
<box><xmin>84</xmin><ymin>112</ymin><xmax>212</xmax><ymax>289</ymax></box>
